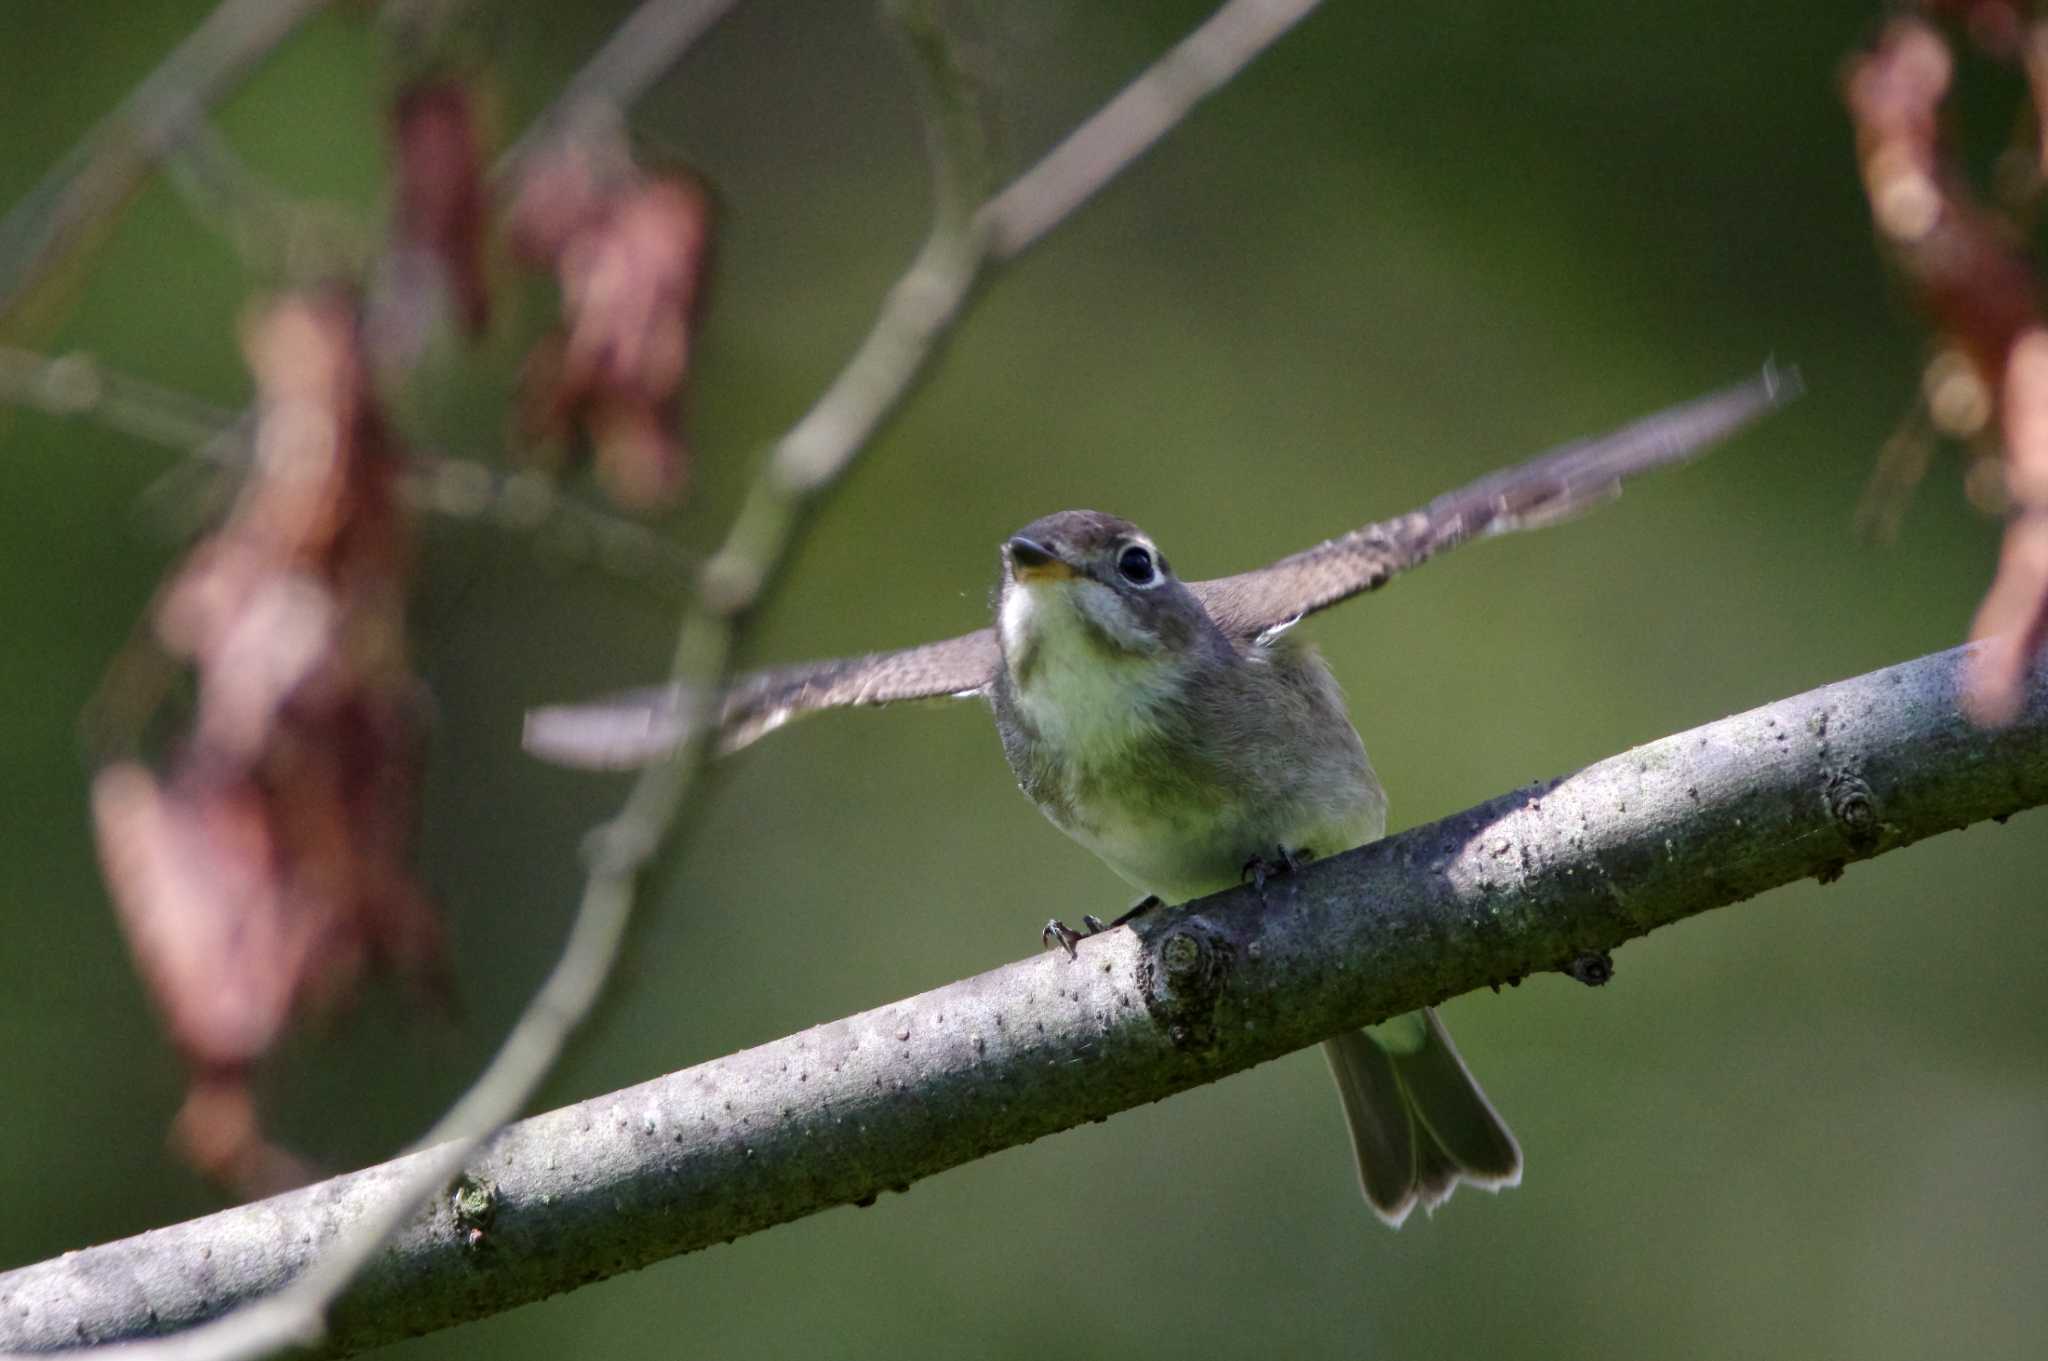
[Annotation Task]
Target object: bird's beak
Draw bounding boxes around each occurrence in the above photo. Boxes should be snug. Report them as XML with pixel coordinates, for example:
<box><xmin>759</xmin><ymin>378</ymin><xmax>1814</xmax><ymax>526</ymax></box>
<box><xmin>1006</xmin><ymin>535</ymin><xmax>1079</xmax><ymax>584</ymax></box>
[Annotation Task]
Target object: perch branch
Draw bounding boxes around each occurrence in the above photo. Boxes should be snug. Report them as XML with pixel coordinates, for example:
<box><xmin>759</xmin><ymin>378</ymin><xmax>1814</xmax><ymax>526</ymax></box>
<box><xmin>2</xmin><ymin>642</ymin><xmax>2044</xmax><ymax>1357</ymax></box>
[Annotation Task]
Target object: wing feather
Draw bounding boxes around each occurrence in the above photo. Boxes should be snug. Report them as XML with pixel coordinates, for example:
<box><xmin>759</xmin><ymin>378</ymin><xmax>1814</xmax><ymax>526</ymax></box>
<box><xmin>526</xmin><ymin>365</ymin><xmax>1799</xmax><ymax>769</ymax></box>
<box><xmin>719</xmin><ymin>628</ymin><xmax>998</xmax><ymax>752</ymax></box>
<box><xmin>523</xmin><ymin>628</ymin><xmax>998</xmax><ymax>769</ymax></box>
<box><xmin>1190</xmin><ymin>364</ymin><xmax>1800</xmax><ymax>640</ymax></box>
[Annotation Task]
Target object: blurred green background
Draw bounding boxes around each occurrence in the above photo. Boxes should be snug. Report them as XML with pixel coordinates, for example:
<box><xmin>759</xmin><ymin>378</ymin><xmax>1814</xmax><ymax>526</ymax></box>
<box><xmin>4</xmin><ymin>2</ymin><xmax>2045</xmax><ymax>1358</ymax></box>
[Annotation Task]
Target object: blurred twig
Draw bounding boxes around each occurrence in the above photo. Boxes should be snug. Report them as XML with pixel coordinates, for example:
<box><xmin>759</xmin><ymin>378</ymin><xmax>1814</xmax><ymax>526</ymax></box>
<box><xmin>5</xmin><ymin>642</ymin><xmax>2043</xmax><ymax>1355</ymax></box>
<box><xmin>0</xmin><ymin>0</ymin><xmax>332</xmax><ymax>330</ymax></box>
<box><xmin>979</xmin><ymin>0</ymin><xmax>1322</xmax><ymax>258</ymax></box>
<box><xmin>156</xmin><ymin>117</ymin><xmax>346</xmax><ymax>280</ymax></box>
<box><xmin>0</xmin><ymin>346</ymin><xmax>243</xmax><ymax>458</ymax></box>
<box><xmin>0</xmin><ymin>346</ymin><xmax>695</xmax><ymax>591</ymax></box>
<box><xmin>1854</xmin><ymin>398</ymin><xmax>1935</xmax><ymax>544</ymax></box>
<box><xmin>495</xmin><ymin>0</ymin><xmax>744</xmax><ymax>180</ymax></box>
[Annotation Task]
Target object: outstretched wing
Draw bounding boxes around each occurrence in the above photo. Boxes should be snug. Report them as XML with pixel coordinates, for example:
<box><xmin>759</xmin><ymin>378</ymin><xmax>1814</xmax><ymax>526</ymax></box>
<box><xmin>1189</xmin><ymin>364</ymin><xmax>1800</xmax><ymax>642</ymax></box>
<box><xmin>527</xmin><ymin>365</ymin><xmax>1799</xmax><ymax>769</ymax></box>
<box><xmin>523</xmin><ymin>628</ymin><xmax>999</xmax><ymax>769</ymax></box>
<box><xmin>719</xmin><ymin>629</ymin><xmax>999</xmax><ymax>750</ymax></box>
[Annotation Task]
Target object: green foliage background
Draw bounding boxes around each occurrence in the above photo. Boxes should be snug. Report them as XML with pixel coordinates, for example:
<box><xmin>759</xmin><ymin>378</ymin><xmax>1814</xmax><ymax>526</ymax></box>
<box><xmin>3</xmin><ymin>3</ymin><xmax>2044</xmax><ymax>1358</ymax></box>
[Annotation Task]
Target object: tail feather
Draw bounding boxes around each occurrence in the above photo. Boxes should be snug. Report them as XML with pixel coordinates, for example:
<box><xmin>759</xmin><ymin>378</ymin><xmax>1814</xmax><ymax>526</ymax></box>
<box><xmin>1398</xmin><ymin>1008</ymin><xmax>1523</xmax><ymax>1185</ymax></box>
<box><xmin>1323</xmin><ymin>1007</ymin><xmax>1521</xmax><ymax>1228</ymax></box>
<box><xmin>1322</xmin><ymin>1029</ymin><xmax>1415</xmax><ymax>1221</ymax></box>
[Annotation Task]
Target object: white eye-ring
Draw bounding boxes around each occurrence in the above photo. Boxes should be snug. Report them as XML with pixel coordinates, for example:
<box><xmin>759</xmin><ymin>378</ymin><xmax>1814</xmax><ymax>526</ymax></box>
<box><xmin>1116</xmin><ymin>543</ymin><xmax>1161</xmax><ymax>587</ymax></box>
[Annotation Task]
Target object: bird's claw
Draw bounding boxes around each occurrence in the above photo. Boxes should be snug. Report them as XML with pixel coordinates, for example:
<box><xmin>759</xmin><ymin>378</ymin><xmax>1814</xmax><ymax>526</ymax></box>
<box><xmin>1044</xmin><ymin>894</ymin><xmax>1170</xmax><ymax>958</ymax></box>
<box><xmin>1241</xmin><ymin>845</ymin><xmax>1314</xmax><ymax>897</ymax></box>
<box><xmin>1042</xmin><ymin>919</ymin><xmax>1084</xmax><ymax>958</ymax></box>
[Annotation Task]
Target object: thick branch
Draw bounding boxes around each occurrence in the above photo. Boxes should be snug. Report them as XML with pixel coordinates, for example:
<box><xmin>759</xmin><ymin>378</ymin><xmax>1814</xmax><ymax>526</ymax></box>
<box><xmin>5</xmin><ymin>642</ymin><xmax>2042</xmax><ymax>1356</ymax></box>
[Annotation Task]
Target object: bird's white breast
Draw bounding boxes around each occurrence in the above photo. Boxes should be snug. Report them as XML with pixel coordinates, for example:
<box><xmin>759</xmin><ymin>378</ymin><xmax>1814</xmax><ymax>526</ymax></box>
<box><xmin>1000</xmin><ymin>577</ymin><xmax>1385</xmax><ymax>905</ymax></box>
<box><xmin>1000</xmin><ymin>581</ymin><xmax>1184</xmax><ymax>758</ymax></box>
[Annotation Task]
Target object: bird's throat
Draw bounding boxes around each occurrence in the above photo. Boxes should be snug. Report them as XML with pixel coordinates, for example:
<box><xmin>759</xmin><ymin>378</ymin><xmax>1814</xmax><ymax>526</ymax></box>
<box><xmin>998</xmin><ymin>582</ymin><xmax>1184</xmax><ymax>759</ymax></box>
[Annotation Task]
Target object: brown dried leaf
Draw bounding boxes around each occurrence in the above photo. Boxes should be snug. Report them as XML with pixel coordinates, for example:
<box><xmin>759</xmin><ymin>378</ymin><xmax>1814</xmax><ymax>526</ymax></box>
<box><xmin>94</xmin><ymin>291</ymin><xmax>445</xmax><ymax>1194</ymax></box>
<box><xmin>173</xmin><ymin>1076</ymin><xmax>319</xmax><ymax>1201</ymax></box>
<box><xmin>1846</xmin><ymin>18</ymin><xmax>2048</xmax><ymax>715</ymax></box>
<box><xmin>1845</xmin><ymin>20</ymin><xmax>2040</xmax><ymax>378</ymax></box>
<box><xmin>1966</xmin><ymin>329</ymin><xmax>2048</xmax><ymax>722</ymax></box>
<box><xmin>391</xmin><ymin>80</ymin><xmax>491</xmax><ymax>337</ymax></box>
<box><xmin>91</xmin><ymin>762</ymin><xmax>307</xmax><ymax>1070</ymax></box>
<box><xmin>512</xmin><ymin>150</ymin><xmax>714</xmax><ymax>511</ymax></box>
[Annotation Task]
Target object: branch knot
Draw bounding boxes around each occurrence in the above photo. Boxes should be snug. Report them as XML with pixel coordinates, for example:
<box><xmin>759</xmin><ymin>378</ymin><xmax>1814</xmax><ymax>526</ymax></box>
<box><xmin>1140</xmin><ymin>923</ymin><xmax>1233</xmax><ymax>1051</ymax></box>
<box><xmin>1823</xmin><ymin>767</ymin><xmax>1882</xmax><ymax>854</ymax></box>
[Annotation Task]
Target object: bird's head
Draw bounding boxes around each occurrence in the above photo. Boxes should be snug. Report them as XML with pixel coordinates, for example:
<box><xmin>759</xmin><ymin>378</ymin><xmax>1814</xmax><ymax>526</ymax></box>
<box><xmin>995</xmin><ymin>510</ymin><xmax>1213</xmax><ymax>687</ymax></box>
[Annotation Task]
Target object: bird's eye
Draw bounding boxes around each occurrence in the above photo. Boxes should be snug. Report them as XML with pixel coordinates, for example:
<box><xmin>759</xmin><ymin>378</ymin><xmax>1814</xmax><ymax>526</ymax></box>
<box><xmin>1116</xmin><ymin>544</ymin><xmax>1157</xmax><ymax>585</ymax></box>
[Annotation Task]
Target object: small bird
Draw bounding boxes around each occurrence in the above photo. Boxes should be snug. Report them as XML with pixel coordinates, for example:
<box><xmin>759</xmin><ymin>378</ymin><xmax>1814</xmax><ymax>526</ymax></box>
<box><xmin>527</xmin><ymin>365</ymin><xmax>1799</xmax><ymax>1225</ymax></box>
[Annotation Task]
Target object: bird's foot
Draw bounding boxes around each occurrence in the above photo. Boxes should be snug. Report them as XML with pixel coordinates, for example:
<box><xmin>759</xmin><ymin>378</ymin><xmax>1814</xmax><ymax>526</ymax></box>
<box><xmin>1241</xmin><ymin>845</ymin><xmax>1314</xmax><ymax>898</ymax></box>
<box><xmin>1042</xmin><ymin>919</ymin><xmax>1085</xmax><ymax>958</ymax></box>
<box><xmin>1042</xmin><ymin>896</ymin><xmax>1162</xmax><ymax>959</ymax></box>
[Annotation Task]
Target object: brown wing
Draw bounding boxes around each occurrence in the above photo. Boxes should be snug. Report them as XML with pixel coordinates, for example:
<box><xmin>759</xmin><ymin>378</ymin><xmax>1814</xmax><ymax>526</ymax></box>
<box><xmin>523</xmin><ymin>628</ymin><xmax>999</xmax><ymax>769</ymax></box>
<box><xmin>528</xmin><ymin>367</ymin><xmax>1797</xmax><ymax>768</ymax></box>
<box><xmin>1190</xmin><ymin>364</ymin><xmax>1801</xmax><ymax>641</ymax></box>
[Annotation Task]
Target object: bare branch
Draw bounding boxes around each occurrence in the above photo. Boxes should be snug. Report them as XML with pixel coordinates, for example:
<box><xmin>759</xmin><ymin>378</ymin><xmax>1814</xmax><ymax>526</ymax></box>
<box><xmin>0</xmin><ymin>347</ymin><xmax>694</xmax><ymax>591</ymax></box>
<box><xmin>0</xmin><ymin>347</ymin><xmax>242</xmax><ymax>458</ymax></box>
<box><xmin>5</xmin><ymin>642</ymin><xmax>2041</xmax><ymax>1356</ymax></box>
<box><xmin>978</xmin><ymin>0</ymin><xmax>1324</xmax><ymax>259</ymax></box>
<box><xmin>0</xmin><ymin>0</ymin><xmax>331</xmax><ymax>326</ymax></box>
<box><xmin>496</xmin><ymin>0</ymin><xmax>745</xmax><ymax>179</ymax></box>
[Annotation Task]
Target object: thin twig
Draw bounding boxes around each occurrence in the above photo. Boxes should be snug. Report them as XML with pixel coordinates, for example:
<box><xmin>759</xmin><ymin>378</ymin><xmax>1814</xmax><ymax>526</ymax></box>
<box><xmin>155</xmin><ymin>117</ymin><xmax>336</xmax><ymax>279</ymax></box>
<box><xmin>0</xmin><ymin>0</ymin><xmax>332</xmax><ymax>327</ymax></box>
<box><xmin>978</xmin><ymin>0</ymin><xmax>1324</xmax><ymax>259</ymax></box>
<box><xmin>9</xmin><ymin>874</ymin><xmax>641</xmax><ymax>1361</ymax></box>
<box><xmin>574</xmin><ymin>0</ymin><xmax>996</xmax><ymax>903</ymax></box>
<box><xmin>0</xmin><ymin>347</ymin><xmax>241</xmax><ymax>457</ymax></box>
<box><xmin>4</xmin><ymin>642</ymin><xmax>2041</xmax><ymax>1356</ymax></box>
<box><xmin>494</xmin><ymin>0</ymin><xmax>745</xmax><ymax>181</ymax></box>
<box><xmin>0</xmin><ymin>346</ymin><xmax>694</xmax><ymax>591</ymax></box>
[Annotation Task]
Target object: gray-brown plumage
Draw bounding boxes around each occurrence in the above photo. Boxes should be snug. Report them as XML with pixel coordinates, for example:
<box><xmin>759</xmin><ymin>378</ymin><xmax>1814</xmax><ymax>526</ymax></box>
<box><xmin>524</xmin><ymin>630</ymin><xmax>1001</xmax><ymax>768</ymax></box>
<box><xmin>1186</xmin><ymin>362</ymin><xmax>1799</xmax><ymax>639</ymax></box>
<box><xmin>524</xmin><ymin>364</ymin><xmax>1799</xmax><ymax>769</ymax></box>
<box><xmin>983</xmin><ymin>504</ymin><xmax>1510</xmax><ymax>1224</ymax></box>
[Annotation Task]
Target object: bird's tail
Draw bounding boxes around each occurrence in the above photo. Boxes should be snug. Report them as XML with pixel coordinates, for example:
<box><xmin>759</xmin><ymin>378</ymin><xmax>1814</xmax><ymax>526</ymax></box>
<box><xmin>1321</xmin><ymin>1007</ymin><xmax>1521</xmax><ymax>1227</ymax></box>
